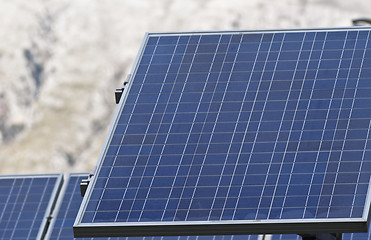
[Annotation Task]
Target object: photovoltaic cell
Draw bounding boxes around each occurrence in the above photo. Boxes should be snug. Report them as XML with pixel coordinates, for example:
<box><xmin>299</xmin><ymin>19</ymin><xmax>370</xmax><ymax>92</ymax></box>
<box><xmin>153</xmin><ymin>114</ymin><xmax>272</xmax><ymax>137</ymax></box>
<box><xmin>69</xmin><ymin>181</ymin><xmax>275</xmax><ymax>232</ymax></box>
<box><xmin>0</xmin><ymin>174</ymin><xmax>62</xmax><ymax>240</ymax></box>
<box><xmin>74</xmin><ymin>28</ymin><xmax>371</xmax><ymax>237</ymax></box>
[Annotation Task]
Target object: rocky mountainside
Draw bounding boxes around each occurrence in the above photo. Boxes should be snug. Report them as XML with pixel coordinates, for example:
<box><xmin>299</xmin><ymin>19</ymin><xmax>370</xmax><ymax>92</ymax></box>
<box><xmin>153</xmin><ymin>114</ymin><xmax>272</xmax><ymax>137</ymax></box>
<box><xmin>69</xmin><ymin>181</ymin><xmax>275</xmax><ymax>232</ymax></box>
<box><xmin>0</xmin><ymin>0</ymin><xmax>370</xmax><ymax>174</ymax></box>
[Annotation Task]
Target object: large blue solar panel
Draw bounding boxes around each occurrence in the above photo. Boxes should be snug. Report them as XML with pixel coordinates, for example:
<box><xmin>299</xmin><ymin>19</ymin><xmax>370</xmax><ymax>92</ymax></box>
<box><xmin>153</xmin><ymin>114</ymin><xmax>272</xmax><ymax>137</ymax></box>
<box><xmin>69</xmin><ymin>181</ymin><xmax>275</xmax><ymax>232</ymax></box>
<box><xmin>74</xmin><ymin>28</ymin><xmax>371</xmax><ymax>237</ymax></box>
<box><xmin>0</xmin><ymin>174</ymin><xmax>62</xmax><ymax>240</ymax></box>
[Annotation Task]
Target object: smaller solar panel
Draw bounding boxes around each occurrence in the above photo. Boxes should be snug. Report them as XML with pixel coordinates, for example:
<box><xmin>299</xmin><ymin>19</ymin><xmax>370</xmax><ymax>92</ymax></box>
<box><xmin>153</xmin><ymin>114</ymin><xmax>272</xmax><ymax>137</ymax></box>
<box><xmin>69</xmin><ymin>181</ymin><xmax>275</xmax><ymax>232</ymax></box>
<box><xmin>45</xmin><ymin>173</ymin><xmax>130</xmax><ymax>240</ymax></box>
<box><xmin>45</xmin><ymin>173</ymin><xmax>87</xmax><ymax>240</ymax></box>
<box><xmin>0</xmin><ymin>174</ymin><xmax>63</xmax><ymax>240</ymax></box>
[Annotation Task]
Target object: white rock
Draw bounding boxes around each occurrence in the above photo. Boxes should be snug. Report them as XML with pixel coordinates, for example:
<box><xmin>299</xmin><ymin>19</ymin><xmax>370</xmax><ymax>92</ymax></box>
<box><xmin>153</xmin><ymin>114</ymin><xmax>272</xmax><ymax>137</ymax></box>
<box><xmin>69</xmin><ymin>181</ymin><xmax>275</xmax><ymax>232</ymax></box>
<box><xmin>0</xmin><ymin>0</ymin><xmax>369</xmax><ymax>174</ymax></box>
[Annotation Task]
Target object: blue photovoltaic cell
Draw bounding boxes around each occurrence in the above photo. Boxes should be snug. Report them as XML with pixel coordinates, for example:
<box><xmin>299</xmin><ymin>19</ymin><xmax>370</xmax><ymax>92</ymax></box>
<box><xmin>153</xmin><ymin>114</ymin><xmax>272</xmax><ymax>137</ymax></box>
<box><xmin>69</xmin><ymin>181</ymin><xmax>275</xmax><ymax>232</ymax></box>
<box><xmin>76</xmin><ymin>29</ymin><xmax>371</xmax><ymax>235</ymax></box>
<box><xmin>0</xmin><ymin>174</ymin><xmax>61</xmax><ymax>240</ymax></box>
<box><xmin>49</xmin><ymin>174</ymin><xmax>259</xmax><ymax>240</ymax></box>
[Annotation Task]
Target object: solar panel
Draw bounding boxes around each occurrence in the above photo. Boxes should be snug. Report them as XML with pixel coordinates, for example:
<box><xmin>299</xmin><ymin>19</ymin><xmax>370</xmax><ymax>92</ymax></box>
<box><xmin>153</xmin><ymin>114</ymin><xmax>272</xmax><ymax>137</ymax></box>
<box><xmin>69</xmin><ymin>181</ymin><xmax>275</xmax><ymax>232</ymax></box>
<box><xmin>45</xmin><ymin>173</ymin><xmax>88</xmax><ymax>240</ymax></box>
<box><xmin>74</xmin><ymin>28</ymin><xmax>371</xmax><ymax>238</ymax></box>
<box><xmin>46</xmin><ymin>173</ymin><xmax>128</xmax><ymax>240</ymax></box>
<box><xmin>0</xmin><ymin>174</ymin><xmax>63</xmax><ymax>240</ymax></box>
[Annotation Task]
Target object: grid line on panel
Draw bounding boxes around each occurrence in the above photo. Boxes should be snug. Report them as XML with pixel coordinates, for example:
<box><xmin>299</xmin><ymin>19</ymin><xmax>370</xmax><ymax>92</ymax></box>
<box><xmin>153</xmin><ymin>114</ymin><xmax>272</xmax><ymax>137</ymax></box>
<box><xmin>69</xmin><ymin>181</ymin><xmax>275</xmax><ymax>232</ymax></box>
<box><xmin>271</xmin><ymin>32</ymin><xmax>312</xmax><ymax>219</ymax></box>
<box><xmin>319</xmin><ymin>30</ymin><xmax>367</xmax><ymax>219</ymax></box>
<box><xmin>1</xmin><ymin>178</ymin><xmax>23</xmax><ymax>239</ymax></box>
<box><xmin>3</xmin><ymin>178</ymin><xmax>23</xmax><ymax>239</ymax></box>
<box><xmin>172</xmin><ymin>35</ymin><xmax>220</xmax><ymax>222</ymax></box>
<box><xmin>182</xmin><ymin>36</ymin><xmax>221</xmax><ymax>222</ymax></box>
<box><xmin>264</xmin><ymin>32</ymin><xmax>290</xmax><ymax>220</ymax></box>
<box><xmin>292</xmin><ymin>33</ymin><xmax>319</xmax><ymax>219</ymax></box>
<box><xmin>275</xmin><ymin>32</ymin><xmax>306</xmax><ymax>220</ymax></box>
<box><xmin>208</xmin><ymin>34</ymin><xmax>258</xmax><ymax>221</ymax></box>
<box><xmin>293</xmin><ymin>31</ymin><xmax>326</xmax><ymax>219</ymax></box>
<box><xmin>314</xmin><ymin>31</ymin><xmax>349</xmax><ymax>218</ymax></box>
<box><xmin>325</xmin><ymin>31</ymin><xmax>349</xmax><ymax>216</ymax></box>
<box><xmin>154</xmin><ymin>36</ymin><xmax>192</xmax><ymax>222</ymax></box>
<box><xmin>142</xmin><ymin>35</ymin><xmax>187</xmax><ymax>222</ymax></box>
<box><xmin>115</xmin><ymin>58</ymin><xmax>148</xmax><ymax>222</ymax></box>
<box><xmin>271</xmin><ymin>32</ymin><xmax>304</xmax><ymax>219</ymax></box>
<box><xmin>307</xmin><ymin>31</ymin><xmax>331</xmax><ymax>219</ymax></box>
<box><xmin>325</xmin><ymin>30</ymin><xmax>359</xmax><ymax>219</ymax></box>
<box><xmin>125</xmin><ymin>36</ymin><xmax>180</xmax><ymax>223</ymax></box>
<box><xmin>157</xmin><ymin>48</ymin><xmax>190</xmax><ymax>221</ymax></box>
<box><xmin>49</xmin><ymin>176</ymin><xmax>82</xmax><ymax>239</ymax></box>
<box><xmin>140</xmin><ymin>36</ymin><xmax>181</xmax><ymax>222</ymax></box>
<box><xmin>252</xmin><ymin>33</ymin><xmax>279</xmax><ymax>220</ymax></box>
<box><xmin>26</xmin><ymin>177</ymin><xmax>51</xmax><ymax>239</ymax></box>
<box><xmin>230</xmin><ymin>33</ymin><xmax>267</xmax><ymax>220</ymax></box>
<box><xmin>185</xmin><ymin>34</ymin><xmax>236</xmax><ymax>221</ymax></box>
<box><xmin>0</xmin><ymin>179</ymin><xmax>14</xmax><ymax>223</ymax></box>
<box><xmin>215</xmin><ymin>34</ymin><xmax>247</xmax><ymax>221</ymax></box>
<box><xmin>182</xmin><ymin>34</ymin><xmax>223</xmax><ymax>222</ymax></box>
<box><xmin>209</xmin><ymin>36</ymin><xmax>241</xmax><ymax>220</ymax></box>
<box><xmin>159</xmin><ymin>35</ymin><xmax>200</xmax><ymax>222</ymax></box>
<box><xmin>349</xmin><ymin>30</ymin><xmax>371</xmax><ymax>218</ymax></box>
<box><xmin>301</xmin><ymin>32</ymin><xmax>339</xmax><ymax>220</ymax></box>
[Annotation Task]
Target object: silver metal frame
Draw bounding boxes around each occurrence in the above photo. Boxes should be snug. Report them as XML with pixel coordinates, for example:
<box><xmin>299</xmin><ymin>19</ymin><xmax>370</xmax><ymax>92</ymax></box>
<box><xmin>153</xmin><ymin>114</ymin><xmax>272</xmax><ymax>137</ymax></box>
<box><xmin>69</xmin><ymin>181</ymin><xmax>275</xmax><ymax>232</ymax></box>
<box><xmin>139</xmin><ymin>26</ymin><xmax>371</xmax><ymax>36</ymax></box>
<box><xmin>0</xmin><ymin>173</ymin><xmax>63</xmax><ymax>240</ymax></box>
<box><xmin>73</xmin><ymin>27</ymin><xmax>371</xmax><ymax>238</ymax></box>
<box><xmin>44</xmin><ymin>173</ymin><xmax>88</xmax><ymax>240</ymax></box>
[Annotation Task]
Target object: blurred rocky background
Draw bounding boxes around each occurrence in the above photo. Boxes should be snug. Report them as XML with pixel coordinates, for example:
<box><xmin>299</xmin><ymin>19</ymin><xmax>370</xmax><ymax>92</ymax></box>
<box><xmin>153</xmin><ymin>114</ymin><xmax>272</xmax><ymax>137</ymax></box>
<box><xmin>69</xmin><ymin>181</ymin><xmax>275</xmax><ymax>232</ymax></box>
<box><xmin>0</xmin><ymin>0</ymin><xmax>370</xmax><ymax>174</ymax></box>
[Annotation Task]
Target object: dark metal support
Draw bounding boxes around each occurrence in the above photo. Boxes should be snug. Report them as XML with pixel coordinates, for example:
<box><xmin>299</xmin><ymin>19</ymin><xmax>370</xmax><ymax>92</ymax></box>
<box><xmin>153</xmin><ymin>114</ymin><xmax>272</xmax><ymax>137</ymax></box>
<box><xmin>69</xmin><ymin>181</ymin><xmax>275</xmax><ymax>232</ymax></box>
<box><xmin>115</xmin><ymin>75</ymin><xmax>131</xmax><ymax>104</ymax></box>
<box><xmin>300</xmin><ymin>233</ymin><xmax>342</xmax><ymax>240</ymax></box>
<box><xmin>352</xmin><ymin>18</ymin><xmax>371</xmax><ymax>26</ymax></box>
<box><xmin>80</xmin><ymin>173</ymin><xmax>94</xmax><ymax>197</ymax></box>
<box><xmin>115</xmin><ymin>88</ymin><xmax>124</xmax><ymax>104</ymax></box>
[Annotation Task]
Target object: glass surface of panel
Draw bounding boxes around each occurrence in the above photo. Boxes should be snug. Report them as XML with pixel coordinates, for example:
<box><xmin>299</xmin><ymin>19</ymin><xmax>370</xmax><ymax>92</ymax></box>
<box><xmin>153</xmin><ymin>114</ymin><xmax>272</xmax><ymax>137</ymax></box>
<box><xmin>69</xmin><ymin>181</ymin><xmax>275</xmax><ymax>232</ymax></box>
<box><xmin>74</xmin><ymin>28</ymin><xmax>371</xmax><ymax>237</ymax></box>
